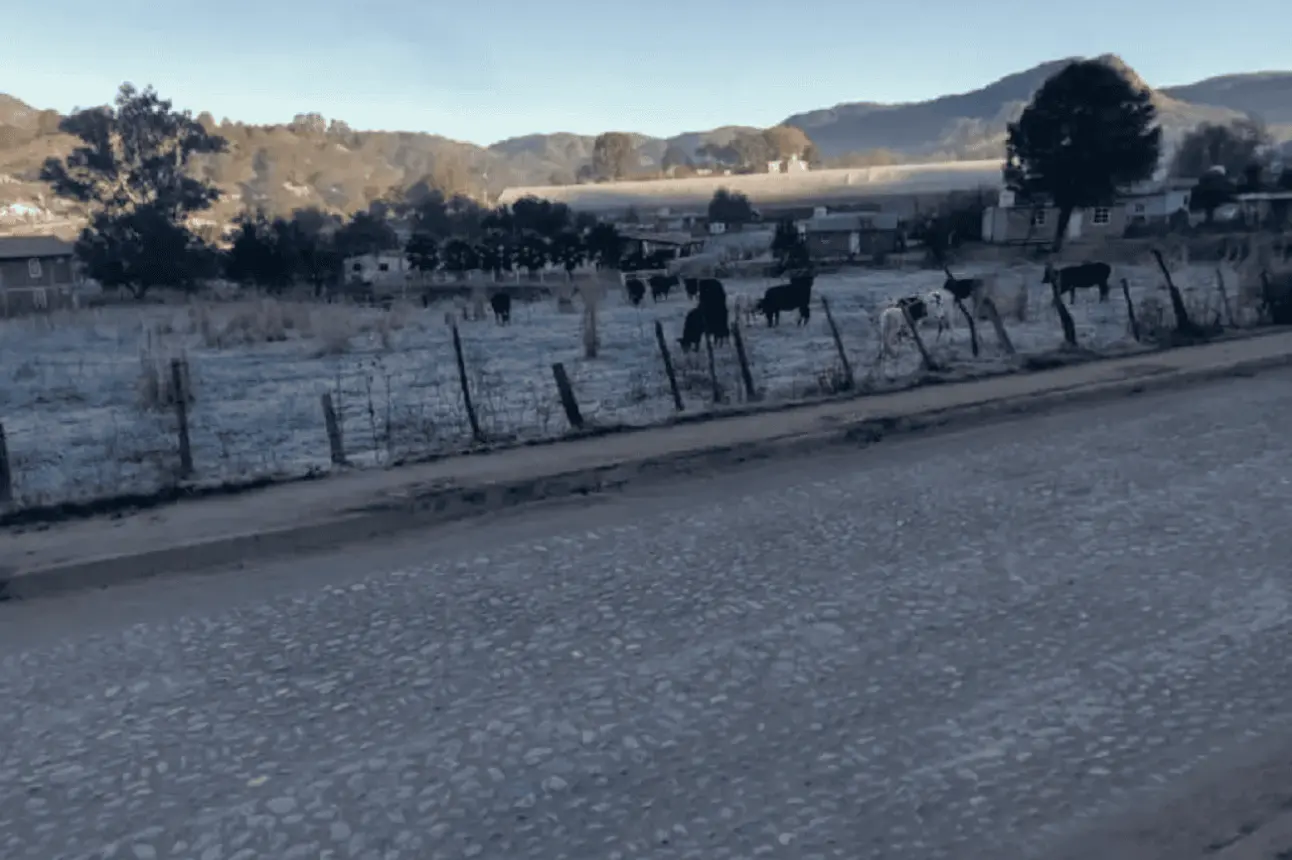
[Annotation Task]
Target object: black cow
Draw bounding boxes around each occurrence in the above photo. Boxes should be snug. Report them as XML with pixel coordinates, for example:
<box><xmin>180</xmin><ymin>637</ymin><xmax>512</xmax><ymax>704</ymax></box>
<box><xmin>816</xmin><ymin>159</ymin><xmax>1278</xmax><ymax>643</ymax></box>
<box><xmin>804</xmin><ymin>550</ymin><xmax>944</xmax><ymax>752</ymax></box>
<box><xmin>697</xmin><ymin>278</ymin><xmax>729</xmax><ymax>346</ymax></box>
<box><xmin>489</xmin><ymin>292</ymin><xmax>511</xmax><ymax>325</ymax></box>
<box><xmin>941</xmin><ymin>267</ymin><xmax>982</xmax><ymax>304</ymax></box>
<box><xmin>753</xmin><ymin>275</ymin><xmax>814</xmax><ymax>327</ymax></box>
<box><xmin>1043</xmin><ymin>261</ymin><xmax>1112</xmax><ymax>304</ymax></box>
<box><xmin>649</xmin><ymin>274</ymin><xmax>678</xmax><ymax>301</ymax></box>
<box><xmin>683</xmin><ymin>277</ymin><xmax>700</xmax><ymax>299</ymax></box>
<box><xmin>678</xmin><ymin>307</ymin><xmax>706</xmax><ymax>352</ymax></box>
<box><xmin>625</xmin><ymin>277</ymin><xmax>646</xmax><ymax>306</ymax></box>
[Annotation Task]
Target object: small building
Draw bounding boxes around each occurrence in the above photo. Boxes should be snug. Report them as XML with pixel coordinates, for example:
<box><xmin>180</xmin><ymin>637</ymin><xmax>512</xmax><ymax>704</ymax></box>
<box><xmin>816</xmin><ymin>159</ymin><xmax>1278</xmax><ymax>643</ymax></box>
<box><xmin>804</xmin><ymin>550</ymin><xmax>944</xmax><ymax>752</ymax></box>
<box><xmin>343</xmin><ymin>252</ymin><xmax>412</xmax><ymax>295</ymax></box>
<box><xmin>618</xmin><ymin>228</ymin><xmax>706</xmax><ymax>264</ymax></box>
<box><xmin>765</xmin><ymin>155</ymin><xmax>810</xmax><ymax>175</ymax></box>
<box><xmin>981</xmin><ymin>201</ymin><xmax>1127</xmax><ymax>244</ymax></box>
<box><xmin>1234</xmin><ymin>191</ymin><xmax>1292</xmax><ymax>228</ymax></box>
<box><xmin>981</xmin><ymin>180</ymin><xmax>1195</xmax><ymax>244</ymax></box>
<box><xmin>802</xmin><ymin>211</ymin><xmax>900</xmax><ymax>261</ymax></box>
<box><xmin>0</xmin><ymin>235</ymin><xmax>80</xmax><ymax>316</ymax></box>
<box><xmin>1121</xmin><ymin>181</ymin><xmax>1192</xmax><ymax>233</ymax></box>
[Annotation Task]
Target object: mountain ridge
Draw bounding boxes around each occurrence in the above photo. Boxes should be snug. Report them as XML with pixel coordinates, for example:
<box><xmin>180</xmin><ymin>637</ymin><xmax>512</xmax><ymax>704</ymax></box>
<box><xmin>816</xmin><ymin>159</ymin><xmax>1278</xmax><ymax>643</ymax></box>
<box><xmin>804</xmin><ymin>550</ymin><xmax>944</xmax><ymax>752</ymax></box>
<box><xmin>2</xmin><ymin>56</ymin><xmax>1290</xmax><ymax>232</ymax></box>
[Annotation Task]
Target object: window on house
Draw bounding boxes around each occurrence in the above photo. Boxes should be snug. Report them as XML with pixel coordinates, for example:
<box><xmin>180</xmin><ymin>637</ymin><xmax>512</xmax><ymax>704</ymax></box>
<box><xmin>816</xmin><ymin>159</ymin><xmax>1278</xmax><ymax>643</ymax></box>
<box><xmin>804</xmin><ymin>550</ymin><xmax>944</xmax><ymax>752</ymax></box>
<box><xmin>1132</xmin><ymin>203</ymin><xmax>1146</xmax><ymax>214</ymax></box>
<box><xmin>1092</xmin><ymin>207</ymin><xmax>1111</xmax><ymax>225</ymax></box>
<box><xmin>27</xmin><ymin>258</ymin><xmax>42</xmax><ymax>279</ymax></box>
<box><xmin>378</xmin><ymin>262</ymin><xmax>389</xmax><ymax>272</ymax></box>
<box><xmin>352</xmin><ymin>262</ymin><xmax>362</xmax><ymax>272</ymax></box>
<box><xmin>1030</xmin><ymin>209</ymin><xmax>1046</xmax><ymax>226</ymax></box>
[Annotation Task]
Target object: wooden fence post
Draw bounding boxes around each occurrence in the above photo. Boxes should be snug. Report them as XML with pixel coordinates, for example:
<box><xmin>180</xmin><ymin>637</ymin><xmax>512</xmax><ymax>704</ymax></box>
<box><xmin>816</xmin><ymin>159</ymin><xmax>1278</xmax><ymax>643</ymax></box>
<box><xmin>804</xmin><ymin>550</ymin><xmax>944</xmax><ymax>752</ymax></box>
<box><xmin>170</xmin><ymin>359</ymin><xmax>193</xmax><ymax>479</ymax></box>
<box><xmin>451</xmin><ymin>324</ymin><xmax>483</xmax><ymax>441</ymax></box>
<box><xmin>979</xmin><ymin>297</ymin><xmax>1016</xmax><ymax>355</ymax></box>
<box><xmin>320</xmin><ymin>393</ymin><xmax>346</xmax><ymax>465</ymax></box>
<box><xmin>1120</xmin><ymin>278</ymin><xmax>1141</xmax><ymax>342</ymax></box>
<box><xmin>953</xmin><ymin>298</ymin><xmax>979</xmax><ymax>357</ymax></box>
<box><xmin>653</xmin><ymin>321</ymin><xmax>684</xmax><ymax>412</ymax></box>
<box><xmin>900</xmin><ymin>305</ymin><xmax>937</xmax><ymax>373</ymax></box>
<box><xmin>0</xmin><ymin>422</ymin><xmax>12</xmax><ymax>505</ymax></box>
<box><xmin>704</xmin><ymin>335</ymin><xmax>723</xmax><ymax>404</ymax></box>
<box><xmin>730</xmin><ymin>322</ymin><xmax>758</xmax><ymax>401</ymax></box>
<box><xmin>820</xmin><ymin>296</ymin><xmax>854</xmax><ymax>390</ymax></box>
<box><xmin>1214</xmin><ymin>267</ymin><xmax>1235</xmax><ymax>327</ymax></box>
<box><xmin>1152</xmin><ymin>248</ymin><xmax>1196</xmax><ymax>335</ymax></box>
<box><xmin>551</xmin><ymin>362</ymin><xmax>584</xmax><ymax>429</ymax></box>
<box><xmin>1049</xmin><ymin>282</ymin><xmax>1078</xmax><ymax>347</ymax></box>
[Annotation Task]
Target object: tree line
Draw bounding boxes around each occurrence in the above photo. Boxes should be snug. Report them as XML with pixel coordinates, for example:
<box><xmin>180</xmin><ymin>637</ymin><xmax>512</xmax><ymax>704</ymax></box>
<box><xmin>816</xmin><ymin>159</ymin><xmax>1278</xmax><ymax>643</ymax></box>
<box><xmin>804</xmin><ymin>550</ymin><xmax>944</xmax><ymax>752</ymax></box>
<box><xmin>37</xmin><ymin>84</ymin><xmax>641</xmax><ymax>298</ymax></box>
<box><xmin>222</xmin><ymin>194</ymin><xmax>632</xmax><ymax>296</ymax></box>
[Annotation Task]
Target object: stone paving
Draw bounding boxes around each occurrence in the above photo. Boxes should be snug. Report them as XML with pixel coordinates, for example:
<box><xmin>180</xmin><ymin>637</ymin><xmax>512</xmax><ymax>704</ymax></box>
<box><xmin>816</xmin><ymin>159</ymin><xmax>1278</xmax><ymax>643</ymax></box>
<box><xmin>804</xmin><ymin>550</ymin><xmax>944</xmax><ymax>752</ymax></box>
<box><xmin>4</xmin><ymin>370</ymin><xmax>1292</xmax><ymax>857</ymax></box>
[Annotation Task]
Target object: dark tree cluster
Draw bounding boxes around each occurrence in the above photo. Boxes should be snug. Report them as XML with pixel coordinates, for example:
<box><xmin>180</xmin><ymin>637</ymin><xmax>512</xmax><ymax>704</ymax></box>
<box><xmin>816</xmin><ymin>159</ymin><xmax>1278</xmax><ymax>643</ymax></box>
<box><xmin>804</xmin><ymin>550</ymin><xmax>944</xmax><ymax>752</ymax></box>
<box><xmin>225</xmin><ymin>191</ymin><xmax>627</xmax><ymax>293</ymax></box>
<box><xmin>38</xmin><ymin>83</ymin><xmax>630</xmax><ymax>298</ymax></box>
<box><xmin>397</xmin><ymin>193</ymin><xmax>623</xmax><ymax>284</ymax></box>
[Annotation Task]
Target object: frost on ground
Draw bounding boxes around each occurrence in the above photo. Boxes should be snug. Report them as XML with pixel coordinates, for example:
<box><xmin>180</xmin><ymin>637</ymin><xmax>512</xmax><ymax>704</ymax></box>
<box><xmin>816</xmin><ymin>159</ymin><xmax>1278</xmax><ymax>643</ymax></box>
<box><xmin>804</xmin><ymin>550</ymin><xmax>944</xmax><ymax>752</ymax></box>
<box><xmin>0</xmin><ymin>261</ymin><xmax>1251</xmax><ymax>507</ymax></box>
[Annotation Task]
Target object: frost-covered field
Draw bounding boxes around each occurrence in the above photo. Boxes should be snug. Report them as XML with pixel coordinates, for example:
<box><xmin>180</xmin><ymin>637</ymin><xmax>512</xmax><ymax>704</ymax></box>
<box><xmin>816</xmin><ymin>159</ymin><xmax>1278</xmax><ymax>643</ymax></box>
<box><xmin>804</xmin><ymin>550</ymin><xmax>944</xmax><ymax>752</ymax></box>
<box><xmin>0</xmin><ymin>261</ymin><xmax>1248</xmax><ymax>507</ymax></box>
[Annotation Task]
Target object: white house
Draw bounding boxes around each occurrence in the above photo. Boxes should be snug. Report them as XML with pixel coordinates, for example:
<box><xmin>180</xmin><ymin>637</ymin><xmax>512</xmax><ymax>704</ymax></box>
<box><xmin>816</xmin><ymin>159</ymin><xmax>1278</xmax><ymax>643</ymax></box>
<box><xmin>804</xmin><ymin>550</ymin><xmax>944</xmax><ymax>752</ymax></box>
<box><xmin>766</xmin><ymin>155</ymin><xmax>811</xmax><ymax>175</ymax></box>
<box><xmin>344</xmin><ymin>252</ymin><xmax>412</xmax><ymax>291</ymax></box>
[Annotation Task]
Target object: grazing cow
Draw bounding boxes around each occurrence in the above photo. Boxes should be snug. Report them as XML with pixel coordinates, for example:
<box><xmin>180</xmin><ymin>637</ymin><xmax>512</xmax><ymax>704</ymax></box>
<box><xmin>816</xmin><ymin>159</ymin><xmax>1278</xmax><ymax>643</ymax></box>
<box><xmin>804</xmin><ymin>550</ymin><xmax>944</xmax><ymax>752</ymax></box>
<box><xmin>489</xmin><ymin>291</ymin><xmax>511</xmax><ymax>325</ymax></box>
<box><xmin>1043</xmin><ymin>261</ymin><xmax>1112</xmax><ymax>304</ymax></box>
<box><xmin>696</xmin><ymin>278</ymin><xmax>730</xmax><ymax>346</ymax></box>
<box><xmin>649</xmin><ymin>273</ymin><xmax>679</xmax><ymax>301</ymax></box>
<box><xmin>696</xmin><ymin>277</ymin><xmax>726</xmax><ymax>308</ymax></box>
<box><xmin>942</xmin><ymin>267</ymin><xmax>984</xmax><ymax>305</ymax></box>
<box><xmin>625</xmin><ymin>277</ymin><xmax>646</xmax><ymax>306</ymax></box>
<box><xmin>683</xmin><ymin>277</ymin><xmax>700</xmax><ymax>299</ymax></box>
<box><xmin>880</xmin><ymin>292</ymin><xmax>949</xmax><ymax>354</ymax></box>
<box><xmin>754</xmin><ymin>275</ymin><xmax>814</xmax><ymax>327</ymax></box>
<box><xmin>678</xmin><ymin>307</ymin><xmax>706</xmax><ymax>352</ymax></box>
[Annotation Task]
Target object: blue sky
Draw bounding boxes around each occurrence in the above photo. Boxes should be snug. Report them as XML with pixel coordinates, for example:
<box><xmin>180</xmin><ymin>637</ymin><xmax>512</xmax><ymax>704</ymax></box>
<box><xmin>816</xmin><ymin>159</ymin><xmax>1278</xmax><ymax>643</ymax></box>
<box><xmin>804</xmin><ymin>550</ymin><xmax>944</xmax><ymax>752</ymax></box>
<box><xmin>7</xmin><ymin>0</ymin><xmax>1289</xmax><ymax>145</ymax></box>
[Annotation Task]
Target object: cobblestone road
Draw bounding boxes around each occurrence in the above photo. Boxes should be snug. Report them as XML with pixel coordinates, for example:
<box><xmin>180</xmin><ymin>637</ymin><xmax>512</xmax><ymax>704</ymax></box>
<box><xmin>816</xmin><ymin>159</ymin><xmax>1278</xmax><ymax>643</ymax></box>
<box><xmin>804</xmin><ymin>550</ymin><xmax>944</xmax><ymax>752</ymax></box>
<box><xmin>5</xmin><ymin>371</ymin><xmax>1292</xmax><ymax>859</ymax></box>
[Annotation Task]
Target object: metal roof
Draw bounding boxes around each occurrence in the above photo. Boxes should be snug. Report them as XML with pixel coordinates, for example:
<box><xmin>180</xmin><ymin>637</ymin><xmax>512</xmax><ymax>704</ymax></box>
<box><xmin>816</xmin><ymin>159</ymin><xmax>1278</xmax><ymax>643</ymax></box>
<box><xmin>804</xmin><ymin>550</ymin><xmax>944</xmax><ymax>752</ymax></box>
<box><xmin>618</xmin><ymin>229</ymin><xmax>703</xmax><ymax>246</ymax></box>
<box><xmin>0</xmin><ymin>235</ymin><xmax>76</xmax><ymax>261</ymax></box>
<box><xmin>498</xmin><ymin>159</ymin><xmax>1006</xmax><ymax>214</ymax></box>
<box><xmin>803</xmin><ymin>212</ymin><xmax>900</xmax><ymax>232</ymax></box>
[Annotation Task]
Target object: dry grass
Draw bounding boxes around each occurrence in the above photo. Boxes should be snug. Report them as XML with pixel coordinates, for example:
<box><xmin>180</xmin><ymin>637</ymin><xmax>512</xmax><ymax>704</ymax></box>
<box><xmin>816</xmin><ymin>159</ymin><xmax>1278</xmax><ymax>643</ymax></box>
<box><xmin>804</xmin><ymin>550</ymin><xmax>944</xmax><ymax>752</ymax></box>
<box><xmin>177</xmin><ymin>297</ymin><xmax>418</xmax><ymax>355</ymax></box>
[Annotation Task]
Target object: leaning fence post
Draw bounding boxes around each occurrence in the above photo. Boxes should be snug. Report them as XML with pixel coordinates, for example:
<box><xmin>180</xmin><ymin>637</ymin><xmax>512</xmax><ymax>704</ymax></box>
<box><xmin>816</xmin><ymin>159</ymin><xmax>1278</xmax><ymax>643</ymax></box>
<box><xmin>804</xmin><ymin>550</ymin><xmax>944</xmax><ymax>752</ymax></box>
<box><xmin>653</xmin><ymin>321</ymin><xmax>684</xmax><ymax>412</ymax></box>
<box><xmin>820</xmin><ymin>296</ymin><xmax>854</xmax><ymax>390</ymax></box>
<box><xmin>900</xmin><ymin>304</ymin><xmax>937</xmax><ymax>373</ymax></box>
<box><xmin>451</xmin><ymin>323</ymin><xmax>483</xmax><ymax>441</ymax></box>
<box><xmin>730</xmin><ymin>321</ymin><xmax>758</xmax><ymax>401</ymax></box>
<box><xmin>320</xmin><ymin>393</ymin><xmax>346</xmax><ymax>465</ymax></box>
<box><xmin>0</xmin><ymin>422</ymin><xmax>12</xmax><ymax>505</ymax></box>
<box><xmin>1120</xmin><ymin>278</ymin><xmax>1141</xmax><ymax>342</ymax></box>
<box><xmin>551</xmin><ymin>362</ymin><xmax>585</xmax><ymax>429</ymax></box>
<box><xmin>170</xmin><ymin>359</ymin><xmax>193</xmax><ymax>479</ymax></box>
<box><xmin>979</xmin><ymin>297</ymin><xmax>1016</xmax><ymax>355</ymax></box>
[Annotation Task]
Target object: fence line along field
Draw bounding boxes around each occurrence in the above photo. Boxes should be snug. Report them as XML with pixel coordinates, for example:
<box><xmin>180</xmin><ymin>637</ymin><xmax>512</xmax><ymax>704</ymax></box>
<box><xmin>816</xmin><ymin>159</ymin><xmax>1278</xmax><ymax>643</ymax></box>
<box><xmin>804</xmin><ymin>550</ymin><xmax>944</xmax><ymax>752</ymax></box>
<box><xmin>0</xmin><ymin>257</ymin><xmax>1271</xmax><ymax>510</ymax></box>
